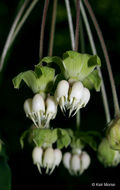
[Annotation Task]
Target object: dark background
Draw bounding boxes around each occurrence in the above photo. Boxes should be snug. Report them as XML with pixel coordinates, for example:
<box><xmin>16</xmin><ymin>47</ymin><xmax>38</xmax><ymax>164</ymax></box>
<box><xmin>0</xmin><ymin>0</ymin><xmax>120</xmax><ymax>189</ymax></box>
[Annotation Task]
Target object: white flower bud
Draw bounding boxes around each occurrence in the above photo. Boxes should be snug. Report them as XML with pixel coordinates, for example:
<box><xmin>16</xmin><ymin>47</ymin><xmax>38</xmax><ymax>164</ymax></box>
<box><xmin>32</xmin><ymin>94</ymin><xmax>45</xmax><ymax>113</ymax></box>
<box><xmin>63</xmin><ymin>152</ymin><xmax>71</xmax><ymax>169</ymax></box>
<box><xmin>81</xmin><ymin>88</ymin><xmax>90</xmax><ymax>107</ymax></box>
<box><xmin>70</xmin><ymin>154</ymin><xmax>81</xmax><ymax>174</ymax></box>
<box><xmin>49</xmin><ymin>149</ymin><xmax>62</xmax><ymax>175</ymax></box>
<box><xmin>55</xmin><ymin>80</ymin><xmax>69</xmax><ymax>112</ymax></box>
<box><xmin>54</xmin><ymin>149</ymin><xmax>62</xmax><ymax>166</ymax></box>
<box><xmin>43</xmin><ymin>148</ymin><xmax>55</xmax><ymax>174</ymax></box>
<box><xmin>23</xmin><ymin>98</ymin><xmax>32</xmax><ymax>116</ymax></box>
<box><xmin>81</xmin><ymin>151</ymin><xmax>91</xmax><ymax>170</ymax></box>
<box><xmin>45</xmin><ymin>96</ymin><xmax>57</xmax><ymax>126</ymax></box>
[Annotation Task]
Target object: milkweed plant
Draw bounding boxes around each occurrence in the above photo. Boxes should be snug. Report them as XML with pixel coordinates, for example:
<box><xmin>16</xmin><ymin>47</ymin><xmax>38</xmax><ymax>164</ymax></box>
<box><xmin>0</xmin><ymin>0</ymin><xmax>120</xmax><ymax>188</ymax></box>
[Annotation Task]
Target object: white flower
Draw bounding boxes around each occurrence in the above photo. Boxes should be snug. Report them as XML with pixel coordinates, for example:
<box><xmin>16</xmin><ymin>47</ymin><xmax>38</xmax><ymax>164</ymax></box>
<box><xmin>70</xmin><ymin>154</ymin><xmax>81</xmax><ymax>175</ymax></box>
<box><xmin>43</xmin><ymin>148</ymin><xmax>55</xmax><ymax>174</ymax></box>
<box><xmin>63</xmin><ymin>152</ymin><xmax>71</xmax><ymax>169</ymax></box>
<box><xmin>32</xmin><ymin>147</ymin><xmax>43</xmax><ymax>174</ymax></box>
<box><xmin>45</xmin><ymin>96</ymin><xmax>57</xmax><ymax>126</ymax></box>
<box><xmin>32</xmin><ymin>94</ymin><xmax>45</xmax><ymax>127</ymax></box>
<box><xmin>55</xmin><ymin>80</ymin><xmax>90</xmax><ymax>117</ymax></box>
<box><xmin>55</xmin><ymin>80</ymin><xmax>69</xmax><ymax>112</ymax></box>
<box><xmin>81</xmin><ymin>151</ymin><xmax>91</xmax><ymax>172</ymax></box>
<box><xmin>24</xmin><ymin>94</ymin><xmax>57</xmax><ymax>128</ymax></box>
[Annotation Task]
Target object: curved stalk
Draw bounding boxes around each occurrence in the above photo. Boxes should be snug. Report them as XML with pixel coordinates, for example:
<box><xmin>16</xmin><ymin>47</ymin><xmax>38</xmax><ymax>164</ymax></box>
<box><xmin>80</xmin><ymin>1</ymin><xmax>111</xmax><ymax>123</ymax></box>
<box><xmin>65</xmin><ymin>0</ymin><xmax>75</xmax><ymax>50</ymax></box>
<box><xmin>39</xmin><ymin>0</ymin><xmax>49</xmax><ymax>59</ymax></box>
<box><xmin>48</xmin><ymin>0</ymin><xmax>57</xmax><ymax>56</ymax></box>
<box><xmin>75</xmin><ymin>0</ymin><xmax>80</xmax><ymax>51</ymax></box>
<box><xmin>0</xmin><ymin>0</ymin><xmax>29</xmax><ymax>71</ymax></box>
<box><xmin>84</xmin><ymin>0</ymin><xmax>120</xmax><ymax>117</ymax></box>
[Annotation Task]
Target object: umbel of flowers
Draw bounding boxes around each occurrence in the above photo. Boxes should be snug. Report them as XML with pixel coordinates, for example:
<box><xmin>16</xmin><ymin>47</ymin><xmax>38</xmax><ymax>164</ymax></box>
<box><xmin>13</xmin><ymin>50</ymin><xmax>102</xmax><ymax>175</ymax></box>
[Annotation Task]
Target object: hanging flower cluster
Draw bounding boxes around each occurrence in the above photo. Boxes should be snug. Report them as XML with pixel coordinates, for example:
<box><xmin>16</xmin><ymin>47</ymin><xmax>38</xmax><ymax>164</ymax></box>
<box><xmin>32</xmin><ymin>146</ymin><xmax>62</xmax><ymax>174</ymax></box>
<box><xmin>13</xmin><ymin>50</ymin><xmax>102</xmax><ymax>175</ymax></box>
<box><xmin>63</xmin><ymin>148</ymin><xmax>90</xmax><ymax>175</ymax></box>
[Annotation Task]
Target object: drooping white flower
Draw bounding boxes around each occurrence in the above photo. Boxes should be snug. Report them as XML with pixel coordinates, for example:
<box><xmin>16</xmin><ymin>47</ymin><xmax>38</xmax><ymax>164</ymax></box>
<box><xmin>81</xmin><ymin>151</ymin><xmax>91</xmax><ymax>172</ymax></box>
<box><xmin>32</xmin><ymin>147</ymin><xmax>43</xmax><ymax>174</ymax></box>
<box><xmin>63</xmin><ymin>152</ymin><xmax>71</xmax><ymax>169</ymax></box>
<box><xmin>55</xmin><ymin>80</ymin><xmax>69</xmax><ymax>112</ymax></box>
<box><xmin>70</xmin><ymin>154</ymin><xmax>81</xmax><ymax>175</ymax></box>
<box><xmin>43</xmin><ymin>147</ymin><xmax>55</xmax><ymax>174</ymax></box>
<box><xmin>32</xmin><ymin>94</ymin><xmax>45</xmax><ymax>127</ymax></box>
<box><xmin>45</xmin><ymin>96</ymin><xmax>57</xmax><ymax>126</ymax></box>
<box><xmin>54</xmin><ymin>80</ymin><xmax>90</xmax><ymax>117</ymax></box>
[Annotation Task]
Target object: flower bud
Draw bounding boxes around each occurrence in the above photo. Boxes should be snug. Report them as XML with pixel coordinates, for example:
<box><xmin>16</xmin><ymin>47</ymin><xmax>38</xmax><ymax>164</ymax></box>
<box><xmin>63</xmin><ymin>152</ymin><xmax>71</xmax><ymax>169</ymax></box>
<box><xmin>54</xmin><ymin>149</ymin><xmax>62</xmax><ymax>166</ymax></box>
<box><xmin>81</xmin><ymin>151</ymin><xmax>91</xmax><ymax>170</ymax></box>
<box><xmin>81</xmin><ymin>88</ymin><xmax>90</xmax><ymax>107</ymax></box>
<box><xmin>107</xmin><ymin>117</ymin><xmax>120</xmax><ymax>150</ymax></box>
<box><xmin>23</xmin><ymin>98</ymin><xmax>32</xmax><ymax>116</ymax></box>
<box><xmin>97</xmin><ymin>138</ymin><xmax>120</xmax><ymax>167</ymax></box>
<box><xmin>45</xmin><ymin>96</ymin><xmax>57</xmax><ymax>125</ymax></box>
<box><xmin>55</xmin><ymin>80</ymin><xmax>69</xmax><ymax>112</ymax></box>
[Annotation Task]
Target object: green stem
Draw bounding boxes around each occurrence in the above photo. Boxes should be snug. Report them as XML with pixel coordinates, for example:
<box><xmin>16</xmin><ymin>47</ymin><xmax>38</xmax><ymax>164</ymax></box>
<box><xmin>39</xmin><ymin>0</ymin><xmax>49</xmax><ymax>59</ymax></box>
<box><xmin>84</xmin><ymin>0</ymin><xmax>120</xmax><ymax>117</ymax></box>
<box><xmin>79</xmin><ymin>16</ymin><xmax>85</xmax><ymax>53</ymax></box>
<box><xmin>80</xmin><ymin>1</ymin><xmax>111</xmax><ymax>123</ymax></box>
<box><xmin>0</xmin><ymin>0</ymin><xmax>29</xmax><ymax>71</ymax></box>
<box><xmin>65</xmin><ymin>0</ymin><xmax>75</xmax><ymax>50</ymax></box>
<box><xmin>48</xmin><ymin>0</ymin><xmax>57</xmax><ymax>56</ymax></box>
<box><xmin>74</xmin><ymin>0</ymin><xmax>80</xmax><ymax>51</ymax></box>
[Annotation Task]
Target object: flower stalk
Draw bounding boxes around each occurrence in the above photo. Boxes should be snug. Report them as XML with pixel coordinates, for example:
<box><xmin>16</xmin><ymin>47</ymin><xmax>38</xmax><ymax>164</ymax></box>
<box><xmin>48</xmin><ymin>0</ymin><xmax>57</xmax><ymax>56</ymax></box>
<box><xmin>39</xmin><ymin>0</ymin><xmax>49</xmax><ymax>59</ymax></box>
<box><xmin>80</xmin><ymin>1</ymin><xmax>111</xmax><ymax>123</ymax></box>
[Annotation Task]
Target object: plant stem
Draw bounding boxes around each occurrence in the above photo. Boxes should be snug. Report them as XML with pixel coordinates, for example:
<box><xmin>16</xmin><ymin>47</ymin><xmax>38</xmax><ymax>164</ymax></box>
<box><xmin>84</xmin><ymin>0</ymin><xmax>120</xmax><ymax>117</ymax></box>
<box><xmin>0</xmin><ymin>0</ymin><xmax>29</xmax><ymax>71</ymax></box>
<box><xmin>80</xmin><ymin>1</ymin><xmax>111</xmax><ymax>123</ymax></box>
<box><xmin>11</xmin><ymin>0</ymin><xmax>39</xmax><ymax>45</ymax></box>
<box><xmin>65</xmin><ymin>0</ymin><xmax>75</xmax><ymax>50</ymax></box>
<box><xmin>39</xmin><ymin>0</ymin><xmax>49</xmax><ymax>59</ymax></box>
<box><xmin>79</xmin><ymin>16</ymin><xmax>85</xmax><ymax>53</ymax></box>
<box><xmin>75</xmin><ymin>0</ymin><xmax>80</xmax><ymax>51</ymax></box>
<box><xmin>48</xmin><ymin>0</ymin><xmax>57</xmax><ymax>56</ymax></box>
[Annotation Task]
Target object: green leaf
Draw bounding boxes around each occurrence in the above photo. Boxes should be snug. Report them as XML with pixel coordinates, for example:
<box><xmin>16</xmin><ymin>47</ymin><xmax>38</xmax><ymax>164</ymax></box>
<box><xmin>37</xmin><ymin>56</ymin><xmax>65</xmax><ymax>73</ymax></box>
<box><xmin>0</xmin><ymin>147</ymin><xmax>11</xmax><ymax>190</ymax></box>
<box><xmin>82</xmin><ymin>70</ymin><xmax>101</xmax><ymax>91</ymax></box>
<box><xmin>13</xmin><ymin>66</ymin><xmax>55</xmax><ymax>94</ymax></box>
<box><xmin>56</xmin><ymin>128</ymin><xmax>71</xmax><ymax>149</ymax></box>
<box><xmin>20</xmin><ymin>129</ymin><xmax>30</xmax><ymax>149</ymax></box>
<box><xmin>62</xmin><ymin>51</ymin><xmax>101</xmax><ymax>81</ymax></box>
